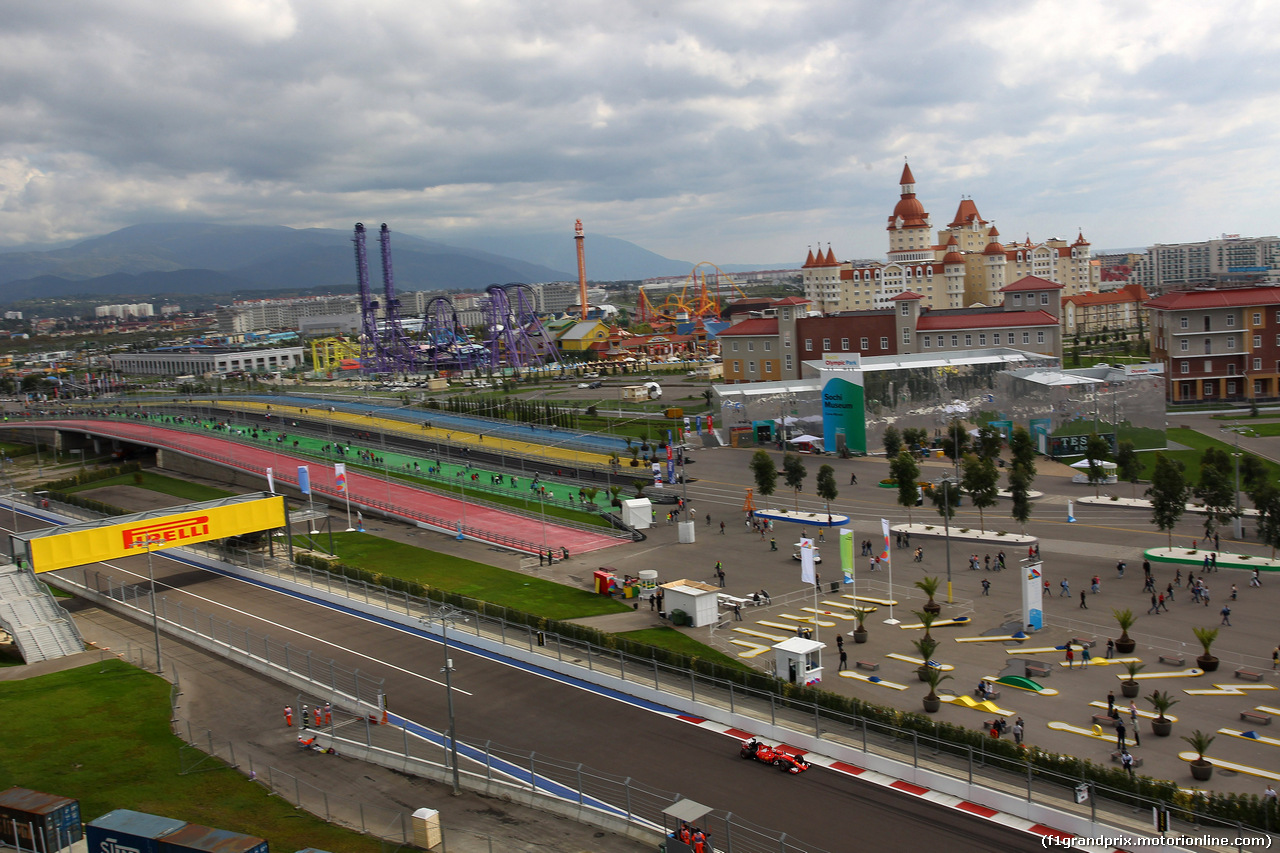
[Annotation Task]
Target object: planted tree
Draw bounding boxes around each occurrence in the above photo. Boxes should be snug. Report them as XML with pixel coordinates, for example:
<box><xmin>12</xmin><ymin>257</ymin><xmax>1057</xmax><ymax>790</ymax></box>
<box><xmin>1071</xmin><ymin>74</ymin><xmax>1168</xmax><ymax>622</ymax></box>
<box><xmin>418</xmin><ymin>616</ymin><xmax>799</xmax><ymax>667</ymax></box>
<box><xmin>1113</xmin><ymin>608</ymin><xmax>1138</xmax><ymax>655</ymax></box>
<box><xmin>883</xmin><ymin>425</ymin><xmax>903</xmax><ymax>458</ymax></box>
<box><xmin>911</xmin><ymin>632</ymin><xmax>939</xmax><ymax>683</ymax></box>
<box><xmin>1120</xmin><ymin>660</ymin><xmax>1145</xmax><ymax>698</ymax></box>
<box><xmin>1193</xmin><ymin>626</ymin><xmax>1220</xmax><ymax>672</ymax></box>
<box><xmin>1145</xmin><ymin>689</ymin><xmax>1178</xmax><ymax>737</ymax></box>
<box><xmin>1182</xmin><ymin>730</ymin><xmax>1216</xmax><ymax>781</ymax></box>
<box><xmin>1251</xmin><ymin>480</ymin><xmax>1280</xmax><ymax>560</ymax></box>
<box><xmin>1009</xmin><ymin>425</ymin><xmax>1037</xmax><ymax>481</ymax></box>
<box><xmin>961</xmin><ymin>453</ymin><xmax>999</xmax><ymax>532</ymax></box>
<box><xmin>921</xmin><ymin>664</ymin><xmax>952</xmax><ymax>714</ymax></box>
<box><xmin>850</xmin><ymin>606</ymin><xmax>872</xmax><ymax>643</ymax></box>
<box><xmin>1008</xmin><ymin>466</ymin><xmax>1033</xmax><ymax>533</ymax></box>
<box><xmin>1146</xmin><ymin>453</ymin><xmax>1189</xmax><ymax>550</ymax></box>
<box><xmin>914</xmin><ymin>576</ymin><xmax>942</xmax><ymax>615</ymax></box>
<box><xmin>782</xmin><ymin>453</ymin><xmax>808</xmax><ymax>511</ymax></box>
<box><xmin>750</xmin><ymin>450</ymin><xmax>777</xmax><ymax>499</ymax></box>
<box><xmin>939</xmin><ymin>419</ymin><xmax>970</xmax><ymax>466</ymax></box>
<box><xmin>1084</xmin><ymin>433</ymin><xmax>1112</xmax><ymax>498</ymax></box>
<box><xmin>816</xmin><ymin>464</ymin><xmax>838</xmax><ymax>522</ymax></box>
<box><xmin>890</xmin><ymin>450</ymin><xmax>921</xmax><ymax>524</ymax></box>
<box><xmin>902</xmin><ymin>427</ymin><xmax>930</xmax><ymax>454</ymax></box>
<box><xmin>1115</xmin><ymin>439</ymin><xmax>1142</xmax><ymax>499</ymax></box>
<box><xmin>974</xmin><ymin>424</ymin><xmax>1004</xmax><ymax>460</ymax></box>
<box><xmin>1193</xmin><ymin>447</ymin><xmax>1236</xmax><ymax>541</ymax></box>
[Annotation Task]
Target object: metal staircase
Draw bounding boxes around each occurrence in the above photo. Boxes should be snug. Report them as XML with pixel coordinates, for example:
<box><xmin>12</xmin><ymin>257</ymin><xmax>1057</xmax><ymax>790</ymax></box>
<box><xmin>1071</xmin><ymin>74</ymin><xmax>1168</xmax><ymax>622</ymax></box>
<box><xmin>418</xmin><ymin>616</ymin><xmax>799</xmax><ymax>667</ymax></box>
<box><xmin>0</xmin><ymin>562</ymin><xmax>84</xmax><ymax>663</ymax></box>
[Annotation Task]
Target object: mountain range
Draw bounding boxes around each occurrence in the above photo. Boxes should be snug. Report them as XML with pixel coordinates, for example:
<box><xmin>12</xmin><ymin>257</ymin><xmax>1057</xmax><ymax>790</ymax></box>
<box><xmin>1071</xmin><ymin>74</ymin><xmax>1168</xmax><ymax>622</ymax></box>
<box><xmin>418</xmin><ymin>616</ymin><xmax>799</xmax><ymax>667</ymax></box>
<box><xmin>0</xmin><ymin>223</ymin><xmax>789</xmax><ymax>307</ymax></box>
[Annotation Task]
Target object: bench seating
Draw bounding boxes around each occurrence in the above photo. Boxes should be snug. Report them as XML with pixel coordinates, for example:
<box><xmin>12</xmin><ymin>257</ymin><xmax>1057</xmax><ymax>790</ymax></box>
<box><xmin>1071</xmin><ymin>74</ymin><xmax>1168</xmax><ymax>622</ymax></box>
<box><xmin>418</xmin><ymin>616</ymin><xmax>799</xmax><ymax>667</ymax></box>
<box><xmin>1025</xmin><ymin>663</ymin><xmax>1052</xmax><ymax>678</ymax></box>
<box><xmin>1158</xmin><ymin>655</ymin><xmax>1185</xmax><ymax>666</ymax></box>
<box><xmin>1241</xmin><ymin>710</ymin><xmax>1272</xmax><ymax>726</ymax></box>
<box><xmin>856</xmin><ymin>660</ymin><xmax>880</xmax><ymax>672</ymax></box>
<box><xmin>1091</xmin><ymin>714</ymin><xmax>1120</xmax><ymax>728</ymax></box>
<box><xmin>1235</xmin><ymin>668</ymin><xmax>1265</xmax><ymax>682</ymax></box>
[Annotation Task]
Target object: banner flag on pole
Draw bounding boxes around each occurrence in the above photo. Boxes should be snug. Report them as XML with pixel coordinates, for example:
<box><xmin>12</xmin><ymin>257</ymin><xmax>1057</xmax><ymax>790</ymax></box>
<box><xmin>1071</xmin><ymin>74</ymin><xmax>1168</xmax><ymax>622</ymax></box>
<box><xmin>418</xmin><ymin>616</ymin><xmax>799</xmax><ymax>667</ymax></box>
<box><xmin>840</xmin><ymin>528</ymin><xmax>854</xmax><ymax>584</ymax></box>
<box><xmin>298</xmin><ymin>466</ymin><xmax>311</xmax><ymax>495</ymax></box>
<box><xmin>266</xmin><ymin>467</ymin><xmax>275</xmax><ymax>494</ymax></box>
<box><xmin>799</xmin><ymin>536</ymin><xmax>816</xmax><ymax>584</ymax></box>
<box><xmin>880</xmin><ymin>518</ymin><xmax>891</xmax><ymax>562</ymax></box>
<box><xmin>334</xmin><ymin>463</ymin><xmax>347</xmax><ymax>494</ymax></box>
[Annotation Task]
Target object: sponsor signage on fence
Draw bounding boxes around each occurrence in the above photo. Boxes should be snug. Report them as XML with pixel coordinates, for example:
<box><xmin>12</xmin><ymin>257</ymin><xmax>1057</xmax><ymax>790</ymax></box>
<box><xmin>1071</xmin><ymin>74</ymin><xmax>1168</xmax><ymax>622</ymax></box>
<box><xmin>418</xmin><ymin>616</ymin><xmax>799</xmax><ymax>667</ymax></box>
<box><xmin>28</xmin><ymin>496</ymin><xmax>286</xmax><ymax>573</ymax></box>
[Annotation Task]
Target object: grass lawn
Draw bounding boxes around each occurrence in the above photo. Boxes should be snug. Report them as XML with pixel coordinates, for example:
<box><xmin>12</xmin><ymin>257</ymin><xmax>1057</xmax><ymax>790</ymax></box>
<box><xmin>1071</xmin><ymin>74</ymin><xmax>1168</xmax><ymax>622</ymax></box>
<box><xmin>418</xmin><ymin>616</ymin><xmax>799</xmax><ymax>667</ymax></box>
<box><xmin>1061</xmin><ymin>428</ymin><xmax>1280</xmax><ymax>488</ymax></box>
<box><xmin>63</xmin><ymin>471</ymin><xmax>235</xmax><ymax>503</ymax></box>
<box><xmin>321</xmin><ymin>532</ymin><xmax>630</xmax><ymax>620</ymax></box>
<box><xmin>0</xmin><ymin>660</ymin><xmax>380</xmax><ymax>853</ymax></box>
<box><xmin>616</xmin><ymin>627</ymin><xmax>753</xmax><ymax>671</ymax></box>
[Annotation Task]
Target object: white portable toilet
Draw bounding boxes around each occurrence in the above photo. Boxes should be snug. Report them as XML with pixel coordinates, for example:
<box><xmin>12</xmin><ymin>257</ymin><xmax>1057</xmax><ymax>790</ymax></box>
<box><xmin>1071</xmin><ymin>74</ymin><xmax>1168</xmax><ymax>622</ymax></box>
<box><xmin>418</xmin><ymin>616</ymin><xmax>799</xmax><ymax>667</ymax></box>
<box><xmin>773</xmin><ymin>637</ymin><xmax>825</xmax><ymax>685</ymax></box>
<box><xmin>660</xmin><ymin>579</ymin><xmax>720</xmax><ymax>627</ymax></box>
<box><xmin>638</xmin><ymin>570</ymin><xmax>659</xmax><ymax>599</ymax></box>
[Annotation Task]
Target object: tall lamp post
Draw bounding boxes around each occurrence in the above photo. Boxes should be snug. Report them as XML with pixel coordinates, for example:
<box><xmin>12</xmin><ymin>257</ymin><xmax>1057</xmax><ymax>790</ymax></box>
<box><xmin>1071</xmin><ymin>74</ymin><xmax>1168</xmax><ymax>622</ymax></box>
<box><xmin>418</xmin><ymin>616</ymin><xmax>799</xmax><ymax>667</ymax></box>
<box><xmin>142</xmin><ymin>536</ymin><xmax>165</xmax><ymax>674</ymax></box>
<box><xmin>421</xmin><ymin>605</ymin><xmax>466</xmax><ymax>795</ymax></box>
<box><xmin>1223</xmin><ymin>422</ymin><xmax>1244</xmax><ymax>539</ymax></box>
<box><xmin>940</xmin><ymin>474</ymin><xmax>954</xmax><ymax>604</ymax></box>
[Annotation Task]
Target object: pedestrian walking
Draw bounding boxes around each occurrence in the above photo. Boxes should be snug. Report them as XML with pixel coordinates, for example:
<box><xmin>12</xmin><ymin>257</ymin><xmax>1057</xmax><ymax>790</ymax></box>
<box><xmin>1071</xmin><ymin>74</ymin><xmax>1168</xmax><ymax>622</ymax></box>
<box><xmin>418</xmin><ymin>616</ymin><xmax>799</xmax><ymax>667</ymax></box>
<box><xmin>1253</xmin><ymin>568</ymin><xmax>1262</xmax><ymax>587</ymax></box>
<box><xmin>1116</xmin><ymin>560</ymin><xmax>1126</xmax><ymax>578</ymax></box>
<box><xmin>1147</xmin><ymin>592</ymin><xmax>1159</xmax><ymax>615</ymax></box>
<box><xmin>1203</xmin><ymin>586</ymin><xmax>1211</xmax><ymax>607</ymax></box>
<box><xmin>1215</xmin><ymin>532</ymin><xmax>1220</xmax><ymax>552</ymax></box>
<box><xmin>1091</xmin><ymin>575</ymin><xmax>1100</xmax><ymax>594</ymax></box>
<box><xmin>1211</xmin><ymin>552</ymin><xmax>1218</xmax><ymax>572</ymax></box>
<box><xmin>650</xmin><ymin>592</ymin><xmax>657</xmax><ymax>611</ymax></box>
<box><xmin>836</xmin><ymin>633</ymin><xmax>844</xmax><ymax>651</ymax></box>
<box><xmin>838</xmin><ymin>649</ymin><xmax>848</xmax><ymax>671</ymax></box>
<box><xmin>1105</xmin><ymin>638</ymin><xmax>1115</xmax><ymax>659</ymax></box>
<box><xmin>715</xmin><ymin>562</ymin><xmax>726</xmax><ymax>588</ymax></box>
<box><xmin>706</xmin><ymin>513</ymin><xmax>711</xmax><ymax>527</ymax></box>
<box><xmin>770</xmin><ymin>536</ymin><xmax>777</xmax><ymax>551</ymax></box>
<box><xmin>981</xmin><ymin>578</ymin><xmax>991</xmax><ymax>596</ymax></box>
<box><xmin>1221</xmin><ymin>605</ymin><xmax>1231</xmax><ymax>626</ymax></box>
<box><xmin>1159</xmin><ymin>592</ymin><xmax>1168</xmax><ymax>611</ymax></box>
<box><xmin>284</xmin><ymin>705</ymin><xmax>293</xmax><ymax>727</ymax></box>
<box><xmin>1143</xmin><ymin>558</ymin><xmax>1151</xmax><ymax>577</ymax></box>
<box><xmin>1231</xmin><ymin>583</ymin><xmax>1238</xmax><ymax>600</ymax></box>
<box><xmin>323</xmin><ymin>703</ymin><xmax>332</xmax><ymax>725</ymax></box>
<box><xmin>1012</xmin><ymin>720</ymin><xmax>1024</xmax><ymax>745</ymax></box>
<box><xmin>1060</xmin><ymin>578</ymin><xmax>1070</xmax><ymax>597</ymax></box>
<box><xmin>1065</xmin><ymin>645</ymin><xmax>1075</xmax><ymax>668</ymax></box>
<box><xmin>733</xmin><ymin>602</ymin><xmax>743</xmax><ymax>621</ymax></box>
<box><xmin>1079</xmin><ymin>591</ymin><xmax>1087</xmax><ymax>609</ymax></box>
<box><xmin>1121</xmin><ymin>750</ymin><xmax>1135</xmax><ymax>779</ymax></box>
<box><xmin>1081</xmin><ymin>645</ymin><xmax>1092</xmax><ymax>665</ymax></box>
<box><xmin>1166</xmin><ymin>583</ymin><xmax>1175</xmax><ymax>603</ymax></box>
<box><xmin>850</xmin><ymin>472</ymin><xmax>857</xmax><ymax>485</ymax></box>
<box><xmin>1107</xmin><ymin>691</ymin><xmax>1116</xmax><ymax>715</ymax></box>
<box><xmin>302</xmin><ymin>705</ymin><xmax>310</xmax><ymax>729</ymax></box>
<box><xmin>720</xmin><ymin>521</ymin><xmax>726</xmax><ymax>535</ymax></box>
<box><xmin>1115</xmin><ymin>719</ymin><xmax>1126</xmax><ymax>750</ymax></box>
<box><xmin>1273</xmin><ymin>646</ymin><xmax>1279</xmax><ymax>670</ymax></box>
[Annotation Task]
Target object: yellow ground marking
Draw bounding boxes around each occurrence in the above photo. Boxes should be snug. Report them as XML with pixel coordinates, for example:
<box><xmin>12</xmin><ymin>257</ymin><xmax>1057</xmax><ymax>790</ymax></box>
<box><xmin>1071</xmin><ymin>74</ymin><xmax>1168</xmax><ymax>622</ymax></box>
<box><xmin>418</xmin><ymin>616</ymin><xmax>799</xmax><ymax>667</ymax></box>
<box><xmin>801</xmin><ymin>607</ymin><xmax>857</xmax><ymax>621</ymax></box>
<box><xmin>1087</xmin><ymin>701</ymin><xmax>1174</xmax><ymax>721</ymax></box>
<box><xmin>897</xmin><ymin>618</ymin><xmax>971</xmax><ymax>630</ymax></box>
<box><xmin>778</xmin><ymin>613</ymin><xmax>836</xmax><ymax>627</ymax></box>
<box><xmin>733</xmin><ymin>628</ymin><xmax>787</xmax><ymax>642</ymax></box>
<box><xmin>838</xmin><ymin>671</ymin><xmax>909</xmax><ymax>690</ymax></box>
<box><xmin>955</xmin><ymin>635</ymin><xmax>1024</xmax><ymax>643</ymax></box>
<box><xmin>1183</xmin><ymin>683</ymin><xmax>1276</xmax><ymax>696</ymax></box>
<box><xmin>1177</xmin><ymin>752</ymin><xmax>1280</xmax><ymax>782</ymax></box>
<box><xmin>1255</xmin><ymin>705</ymin><xmax>1280</xmax><ymax>715</ymax></box>
<box><xmin>1047</xmin><ymin>721</ymin><xmax>1116</xmax><ymax>742</ymax></box>
<box><xmin>886</xmin><ymin>653</ymin><xmax>954</xmax><ymax>671</ymax></box>
<box><xmin>1117</xmin><ymin>668</ymin><xmax>1204</xmax><ymax>679</ymax></box>
<box><xmin>939</xmin><ymin>695</ymin><xmax>1014</xmax><ymax>716</ymax></box>
<box><xmin>729</xmin><ymin>640</ymin><xmax>772</xmax><ymax>658</ymax></box>
<box><xmin>758</xmin><ymin>621</ymin><xmax>807</xmax><ymax>632</ymax></box>
<box><xmin>1219</xmin><ymin>728</ymin><xmax>1280</xmax><ymax>748</ymax></box>
<box><xmin>839</xmin><ymin>594</ymin><xmax>898</xmax><ymax>606</ymax></box>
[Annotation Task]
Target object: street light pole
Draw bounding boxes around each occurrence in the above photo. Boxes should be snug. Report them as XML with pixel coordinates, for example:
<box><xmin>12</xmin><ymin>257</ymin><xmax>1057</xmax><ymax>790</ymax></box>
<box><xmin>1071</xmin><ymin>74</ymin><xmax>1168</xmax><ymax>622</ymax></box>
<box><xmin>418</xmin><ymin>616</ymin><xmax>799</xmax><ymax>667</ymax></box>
<box><xmin>421</xmin><ymin>605</ymin><xmax>465</xmax><ymax>796</ymax></box>
<box><xmin>144</xmin><ymin>536</ymin><xmax>164</xmax><ymax>674</ymax></box>
<box><xmin>1231</xmin><ymin>422</ymin><xmax>1243</xmax><ymax>539</ymax></box>
<box><xmin>941</xmin><ymin>475</ymin><xmax>953</xmax><ymax>604</ymax></box>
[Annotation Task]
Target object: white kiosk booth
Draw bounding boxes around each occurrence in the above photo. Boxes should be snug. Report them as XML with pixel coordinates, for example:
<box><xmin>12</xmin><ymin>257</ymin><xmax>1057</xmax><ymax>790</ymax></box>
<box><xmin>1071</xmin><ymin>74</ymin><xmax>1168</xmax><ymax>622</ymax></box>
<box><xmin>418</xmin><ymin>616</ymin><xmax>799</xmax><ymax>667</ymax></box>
<box><xmin>619</xmin><ymin>498</ymin><xmax>653</xmax><ymax>530</ymax></box>
<box><xmin>660</xmin><ymin>579</ymin><xmax>720</xmax><ymax>627</ymax></box>
<box><xmin>773</xmin><ymin>637</ymin><xmax>824</xmax><ymax>685</ymax></box>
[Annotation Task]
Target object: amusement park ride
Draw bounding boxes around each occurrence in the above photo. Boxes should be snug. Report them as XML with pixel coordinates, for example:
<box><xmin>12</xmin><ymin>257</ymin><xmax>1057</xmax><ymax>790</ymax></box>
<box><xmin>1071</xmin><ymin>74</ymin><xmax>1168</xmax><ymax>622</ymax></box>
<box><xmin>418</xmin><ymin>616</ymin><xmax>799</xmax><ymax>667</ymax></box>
<box><xmin>635</xmin><ymin>262</ymin><xmax>745</xmax><ymax>325</ymax></box>
<box><xmin>312</xmin><ymin>223</ymin><xmax>558</xmax><ymax>377</ymax></box>
<box><xmin>310</xmin><ymin>221</ymin><xmax>738</xmax><ymax>377</ymax></box>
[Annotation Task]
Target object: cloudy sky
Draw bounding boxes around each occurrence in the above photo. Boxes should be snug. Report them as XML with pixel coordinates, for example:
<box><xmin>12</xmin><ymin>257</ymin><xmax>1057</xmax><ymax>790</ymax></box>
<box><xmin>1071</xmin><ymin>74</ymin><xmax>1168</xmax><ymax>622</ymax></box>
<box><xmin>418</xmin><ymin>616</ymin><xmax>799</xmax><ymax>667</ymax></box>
<box><xmin>1</xmin><ymin>0</ymin><xmax>1277</xmax><ymax>265</ymax></box>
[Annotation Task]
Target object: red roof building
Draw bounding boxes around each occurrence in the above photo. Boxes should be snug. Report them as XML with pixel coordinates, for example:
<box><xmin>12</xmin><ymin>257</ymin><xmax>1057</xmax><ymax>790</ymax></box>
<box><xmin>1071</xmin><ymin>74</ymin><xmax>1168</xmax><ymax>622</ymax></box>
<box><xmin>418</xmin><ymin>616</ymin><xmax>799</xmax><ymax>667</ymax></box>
<box><xmin>1146</xmin><ymin>286</ymin><xmax>1280</xmax><ymax>403</ymax></box>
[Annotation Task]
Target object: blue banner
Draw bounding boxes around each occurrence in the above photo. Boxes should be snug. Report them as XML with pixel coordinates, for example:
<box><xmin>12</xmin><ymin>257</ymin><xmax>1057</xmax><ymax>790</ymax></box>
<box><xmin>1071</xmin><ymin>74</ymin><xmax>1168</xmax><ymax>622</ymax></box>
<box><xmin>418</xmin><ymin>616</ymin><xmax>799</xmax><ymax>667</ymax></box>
<box><xmin>297</xmin><ymin>465</ymin><xmax>311</xmax><ymax>495</ymax></box>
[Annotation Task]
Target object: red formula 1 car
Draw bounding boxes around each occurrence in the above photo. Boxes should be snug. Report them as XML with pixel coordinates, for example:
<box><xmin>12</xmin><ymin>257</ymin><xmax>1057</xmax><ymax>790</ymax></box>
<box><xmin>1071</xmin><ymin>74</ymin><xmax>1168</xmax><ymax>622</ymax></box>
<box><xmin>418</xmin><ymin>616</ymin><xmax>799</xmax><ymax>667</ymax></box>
<box><xmin>739</xmin><ymin>738</ymin><xmax>810</xmax><ymax>773</ymax></box>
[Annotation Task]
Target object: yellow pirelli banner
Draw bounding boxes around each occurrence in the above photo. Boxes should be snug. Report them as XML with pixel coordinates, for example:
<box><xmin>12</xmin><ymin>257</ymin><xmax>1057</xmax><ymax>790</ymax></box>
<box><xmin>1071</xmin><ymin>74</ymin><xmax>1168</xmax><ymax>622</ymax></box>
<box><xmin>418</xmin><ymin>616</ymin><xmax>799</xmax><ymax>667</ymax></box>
<box><xmin>29</xmin><ymin>495</ymin><xmax>287</xmax><ymax>573</ymax></box>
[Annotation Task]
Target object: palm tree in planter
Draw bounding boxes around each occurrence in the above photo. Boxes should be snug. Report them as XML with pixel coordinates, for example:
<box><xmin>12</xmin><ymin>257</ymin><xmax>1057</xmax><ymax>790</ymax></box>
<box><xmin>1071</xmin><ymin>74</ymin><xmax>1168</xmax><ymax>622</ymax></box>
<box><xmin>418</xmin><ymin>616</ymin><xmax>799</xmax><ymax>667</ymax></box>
<box><xmin>1112</xmin><ymin>608</ymin><xmax>1138</xmax><ymax>654</ymax></box>
<box><xmin>850</xmin><ymin>607</ymin><xmax>872</xmax><ymax>643</ymax></box>
<box><xmin>913</xmin><ymin>609</ymin><xmax>938</xmax><ymax>641</ymax></box>
<box><xmin>1120</xmin><ymin>661</ymin><xmax>1145</xmax><ymax>699</ymax></box>
<box><xmin>921</xmin><ymin>664</ymin><xmax>952</xmax><ymax>714</ymax></box>
<box><xmin>915</xmin><ymin>576</ymin><xmax>942</xmax><ymax>616</ymax></box>
<box><xmin>1145</xmin><ymin>689</ymin><xmax>1178</xmax><ymax>737</ymax></box>
<box><xmin>1193</xmin><ymin>627</ymin><xmax>1220</xmax><ymax>672</ymax></box>
<box><xmin>1181</xmin><ymin>729</ymin><xmax>1216</xmax><ymax>782</ymax></box>
<box><xmin>912</xmin><ymin>633</ymin><xmax>939</xmax><ymax>682</ymax></box>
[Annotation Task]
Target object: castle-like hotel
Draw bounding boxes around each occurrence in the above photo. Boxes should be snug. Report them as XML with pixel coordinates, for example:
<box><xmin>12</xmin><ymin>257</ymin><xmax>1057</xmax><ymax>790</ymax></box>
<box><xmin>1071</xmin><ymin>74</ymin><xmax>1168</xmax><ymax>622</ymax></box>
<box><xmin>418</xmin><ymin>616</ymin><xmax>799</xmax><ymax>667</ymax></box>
<box><xmin>802</xmin><ymin>164</ymin><xmax>1099</xmax><ymax>312</ymax></box>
